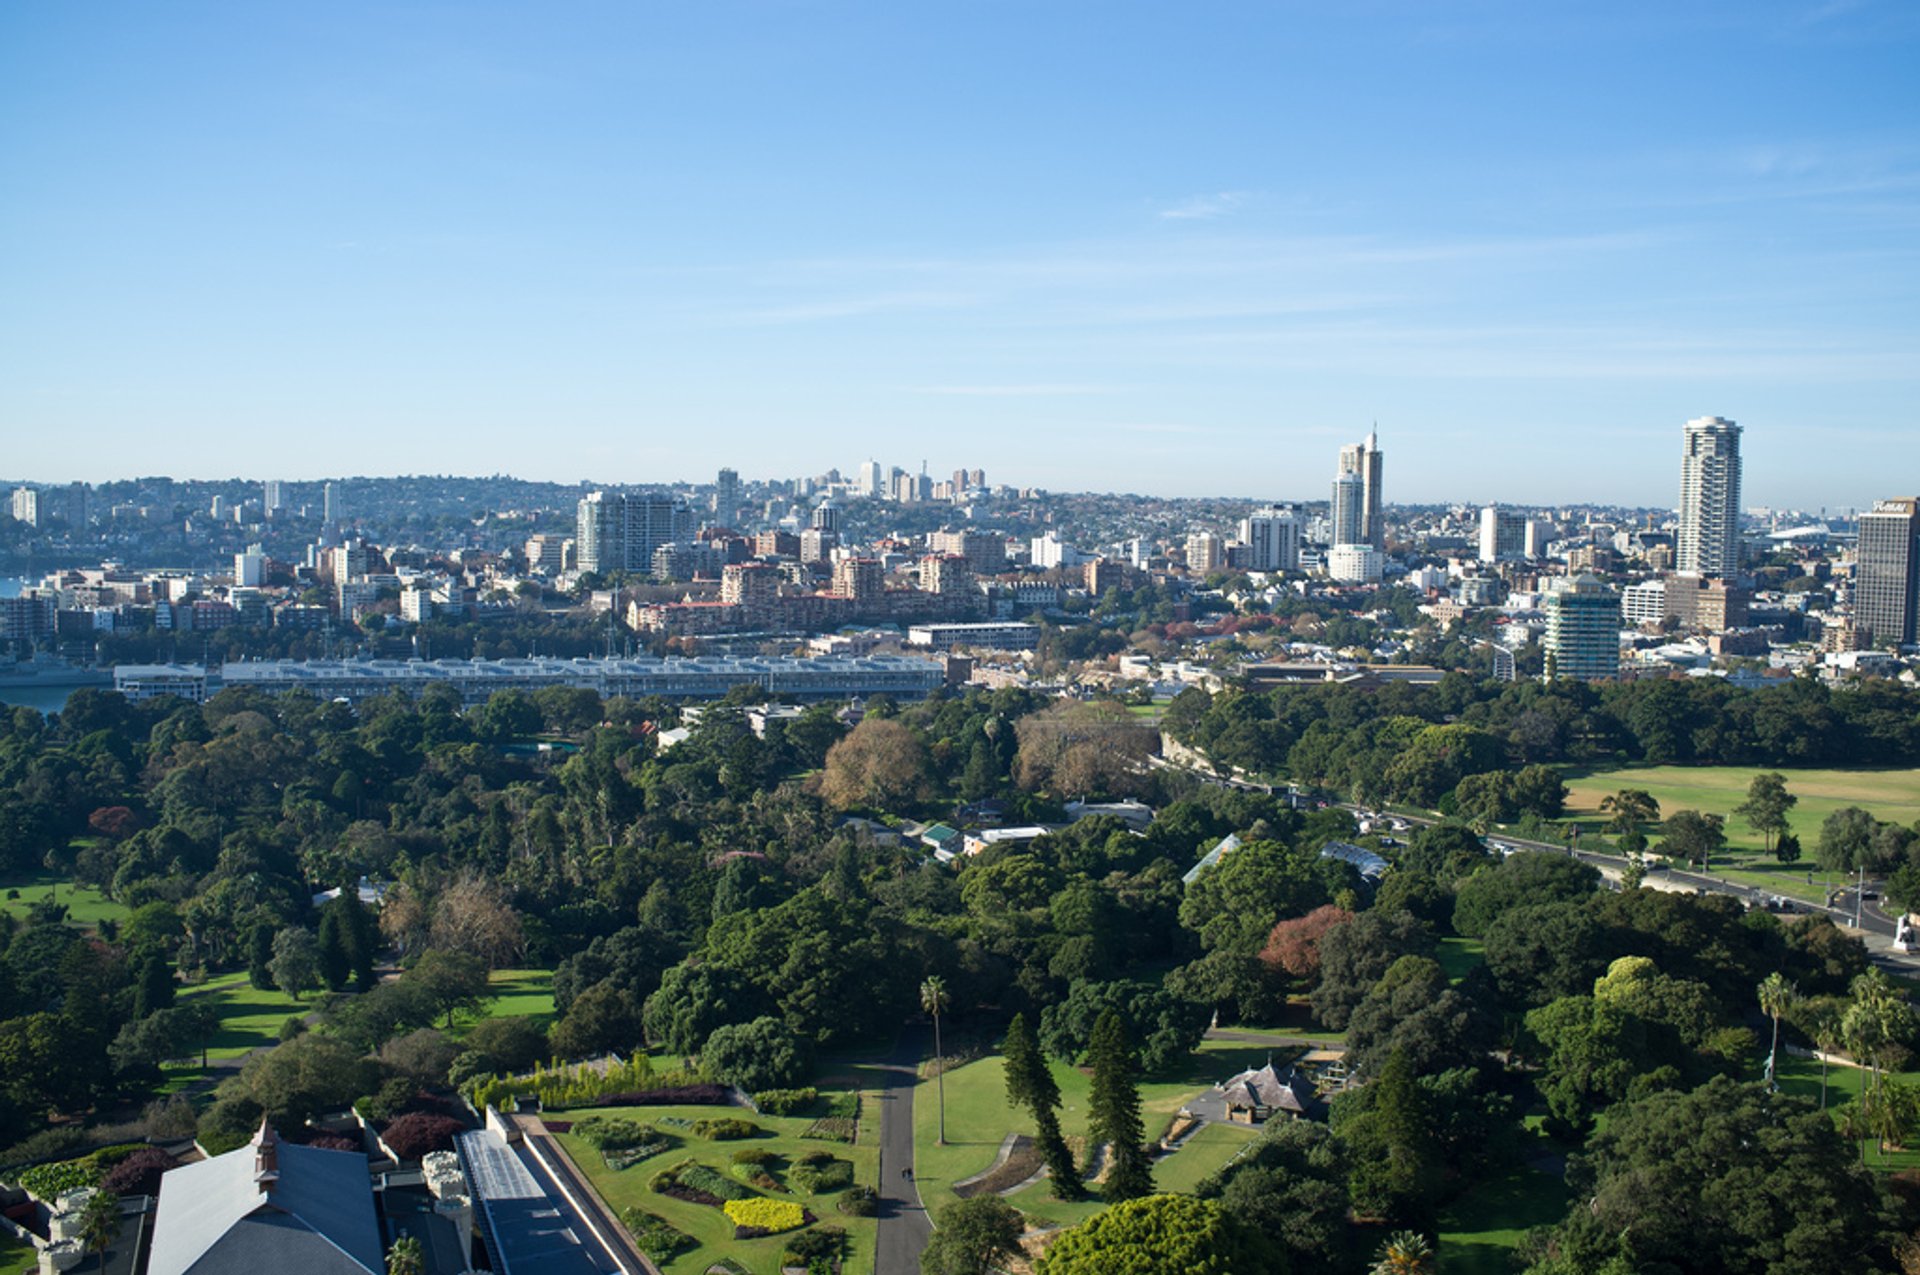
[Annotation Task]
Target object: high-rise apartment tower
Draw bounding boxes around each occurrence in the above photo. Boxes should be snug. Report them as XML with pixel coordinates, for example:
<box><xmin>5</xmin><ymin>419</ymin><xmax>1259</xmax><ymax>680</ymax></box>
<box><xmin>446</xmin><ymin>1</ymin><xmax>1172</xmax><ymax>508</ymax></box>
<box><xmin>576</xmin><ymin>491</ymin><xmax>694</xmax><ymax>574</ymax></box>
<box><xmin>1677</xmin><ymin>416</ymin><xmax>1742</xmax><ymax>577</ymax></box>
<box><xmin>1334</xmin><ymin>430</ymin><xmax>1385</xmax><ymax>549</ymax></box>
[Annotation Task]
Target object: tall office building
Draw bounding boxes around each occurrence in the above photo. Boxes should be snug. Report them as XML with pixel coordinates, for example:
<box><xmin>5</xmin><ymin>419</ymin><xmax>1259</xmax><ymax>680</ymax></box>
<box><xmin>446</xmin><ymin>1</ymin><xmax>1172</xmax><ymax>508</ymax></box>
<box><xmin>576</xmin><ymin>491</ymin><xmax>694</xmax><ymax>574</ymax></box>
<box><xmin>714</xmin><ymin>468</ymin><xmax>741</xmax><ymax>528</ymax></box>
<box><xmin>1335</xmin><ymin>430</ymin><xmax>1385</xmax><ymax>549</ymax></box>
<box><xmin>262</xmin><ymin>480</ymin><xmax>284</xmax><ymax>515</ymax></box>
<box><xmin>1240</xmin><ymin>505</ymin><xmax>1303</xmax><ymax>572</ymax></box>
<box><xmin>65</xmin><ymin>482</ymin><xmax>88</xmax><ymax>528</ymax></box>
<box><xmin>1857</xmin><ymin>497</ymin><xmax>1920</xmax><ymax>649</ymax></box>
<box><xmin>322</xmin><ymin>480</ymin><xmax>340</xmax><ymax>527</ymax></box>
<box><xmin>1677</xmin><ymin>416</ymin><xmax>1742</xmax><ymax>577</ymax></box>
<box><xmin>1544</xmin><ymin>575</ymin><xmax>1622</xmax><ymax>682</ymax></box>
<box><xmin>1478</xmin><ymin>506</ymin><xmax>1528</xmax><ymax>563</ymax></box>
<box><xmin>857</xmin><ymin>460</ymin><xmax>884</xmax><ymax>498</ymax></box>
<box><xmin>1330</xmin><ymin>472</ymin><xmax>1366</xmax><ymax>547</ymax></box>
<box><xmin>9</xmin><ymin>487</ymin><xmax>40</xmax><ymax>528</ymax></box>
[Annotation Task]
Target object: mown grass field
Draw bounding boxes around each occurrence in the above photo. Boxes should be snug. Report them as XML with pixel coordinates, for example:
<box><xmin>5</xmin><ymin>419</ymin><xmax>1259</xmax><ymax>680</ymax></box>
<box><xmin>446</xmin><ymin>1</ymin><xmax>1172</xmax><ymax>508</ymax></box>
<box><xmin>552</xmin><ymin>1095</ymin><xmax>879</xmax><ymax>1275</ymax></box>
<box><xmin>1563</xmin><ymin>764</ymin><xmax>1920</xmax><ymax>903</ymax></box>
<box><xmin>0</xmin><ymin>871</ymin><xmax>130</xmax><ymax>931</ymax></box>
<box><xmin>178</xmin><ymin>969</ymin><xmax>308</xmax><ymax>1061</ymax></box>
<box><xmin>450</xmin><ymin>967</ymin><xmax>557</xmax><ymax>1034</ymax></box>
<box><xmin>1564</xmin><ymin>765</ymin><xmax>1920</xmax><ymax>850</ymax></box>
<box><xmin>910</xmin><ymin>1037</ymin><xmax>1288</xmax><ymax>1230</ymax></box>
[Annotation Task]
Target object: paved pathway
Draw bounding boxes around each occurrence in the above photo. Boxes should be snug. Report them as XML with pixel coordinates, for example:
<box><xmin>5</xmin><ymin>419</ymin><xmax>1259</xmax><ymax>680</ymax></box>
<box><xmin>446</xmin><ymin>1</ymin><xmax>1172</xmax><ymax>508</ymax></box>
<box><xmin>873</xmin><ymin>1031</ymin><xmax>933</xmax><ymax>1275</ymax></box>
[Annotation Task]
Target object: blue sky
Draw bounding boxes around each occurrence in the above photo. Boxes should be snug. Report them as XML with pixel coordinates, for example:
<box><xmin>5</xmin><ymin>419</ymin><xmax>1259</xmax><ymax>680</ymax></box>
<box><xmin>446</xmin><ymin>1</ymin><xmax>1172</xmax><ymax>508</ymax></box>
<box><xmin>2</xmin><ymin>2</ymin><xmax>1915</xmax><ymax>508</ymax></box>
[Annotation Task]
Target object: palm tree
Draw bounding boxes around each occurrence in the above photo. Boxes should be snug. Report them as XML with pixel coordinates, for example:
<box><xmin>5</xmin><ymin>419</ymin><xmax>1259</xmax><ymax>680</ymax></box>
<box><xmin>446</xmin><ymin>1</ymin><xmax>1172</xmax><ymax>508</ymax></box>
<box><xmin>921</xmin><ymin>974</ymin><xmax>951</xmax><ymax>1146</ymax></box>
<box><xmin>1371</xmin><ymin>1230</ymin><xmax>1436</xmax><ymax>1275</ymax></box>
<box><xmin>1800</xmin><ymin>999</ymin><xmax>1844</xmax><ymax>1110</ymax></box>
<box><xmin>387</xmin><ymin>1236</ymin><xmax>424</xmax><ymax>1275</ymax></box>
<box><xmin>1757</xmin><ymin>973</ymin><xmax>1797</xmax><ymax>1091</ymax></box>
<box><xmin>79</xmin><ymin>1190</ymin><xmax>119</xmax><ymax>1273</ymax></box>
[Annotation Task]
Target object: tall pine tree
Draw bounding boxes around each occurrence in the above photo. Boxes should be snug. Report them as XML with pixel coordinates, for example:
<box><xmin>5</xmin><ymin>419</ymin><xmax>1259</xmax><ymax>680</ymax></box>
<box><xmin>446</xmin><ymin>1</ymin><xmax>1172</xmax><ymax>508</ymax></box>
<box><xmin>247</xmin><ymin>921</ymin><xmax>276</xmax><ymax>990</ymax></box>
<box><xmin>1003</xmin><ymin>1012</ymin><xmax>1082</xmax><ymax>1199</ymax></box>
<box><xmin>337</xmin><ymin>890</ymin><xmax>379</xmax><ymax>991</ymax></box>
<box><xmin>133</xmin><ymin>951</ymin><xmax>175</xmax><ymax>1020</ymax></box>
<box><xmin>1087</xmin><ymin>1009</ymin><xmax>1152</xmax><ymax>1202</ymax></box>
<box><xmin>316</xmin><ymin>904</ymin><xmax>351</xmax><ymax>992</ymax></box>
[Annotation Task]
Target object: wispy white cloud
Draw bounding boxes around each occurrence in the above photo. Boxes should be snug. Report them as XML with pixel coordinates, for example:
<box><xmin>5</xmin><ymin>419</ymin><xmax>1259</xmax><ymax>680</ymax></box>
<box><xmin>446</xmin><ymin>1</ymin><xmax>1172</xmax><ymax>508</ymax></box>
<box><xmin>1158</xmin><ymin>192</ymin><xmax>1247</xmax><ymax>221</ymax></box>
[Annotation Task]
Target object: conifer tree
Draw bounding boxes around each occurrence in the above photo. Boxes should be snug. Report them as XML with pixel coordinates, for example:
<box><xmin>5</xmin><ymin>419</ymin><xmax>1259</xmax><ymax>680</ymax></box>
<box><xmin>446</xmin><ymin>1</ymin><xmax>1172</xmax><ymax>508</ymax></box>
<box><xmin>316</xmin><ymin>905</ymin><xmax>350</xmax><ymax>991</ymax></box>
<box><xmin>133</xmin><ymin>952</ymin><xmax>175</xmax><ymax>1020</ymax></box>
<box><xmin>1087</xmin><ymin>1009</ymin><xmax>1152</xmax><ymax>1202</ymax></box>
<box><xmin>337</xmin><ymin>890</ymin><xmax>379</xmax><ymax>991</ymax></box>
<box><xmin>1003</xmin><ymin>1012</ymin><xmax>1081</xmax><ymax>1199</ymax></box>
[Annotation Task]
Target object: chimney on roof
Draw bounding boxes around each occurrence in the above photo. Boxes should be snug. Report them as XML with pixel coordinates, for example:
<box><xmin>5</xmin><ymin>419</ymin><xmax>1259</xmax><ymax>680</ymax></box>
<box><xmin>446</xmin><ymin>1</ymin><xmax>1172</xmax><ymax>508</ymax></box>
<box><xmin>253</xmin><ymin>1121</ymin><xmax>281</xmax><ymax>1191</ymax></box>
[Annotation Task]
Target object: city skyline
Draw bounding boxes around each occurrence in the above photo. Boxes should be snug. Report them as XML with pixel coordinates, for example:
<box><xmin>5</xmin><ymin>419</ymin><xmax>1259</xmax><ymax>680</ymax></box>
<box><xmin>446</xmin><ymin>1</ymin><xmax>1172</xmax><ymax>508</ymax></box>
<box><xmin>3</xmin><ymin>3</ymin><xmax>1916</xmax><ymax>504</ymax></box>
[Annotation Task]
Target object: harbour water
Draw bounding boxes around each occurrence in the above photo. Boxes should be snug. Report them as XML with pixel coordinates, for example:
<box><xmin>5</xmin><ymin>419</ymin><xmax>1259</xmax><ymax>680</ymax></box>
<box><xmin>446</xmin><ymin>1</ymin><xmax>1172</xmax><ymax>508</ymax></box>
<box><xmin>0</xmin><ymin>577</ymin><xmax>88</xmax><ymax>712</ymax></box>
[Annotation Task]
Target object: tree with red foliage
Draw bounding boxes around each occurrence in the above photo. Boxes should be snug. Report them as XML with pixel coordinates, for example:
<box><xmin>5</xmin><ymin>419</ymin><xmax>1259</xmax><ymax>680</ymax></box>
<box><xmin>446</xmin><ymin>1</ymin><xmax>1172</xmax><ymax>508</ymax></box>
<box><xmin>101</xmin><ymin>1147</ymin><xmax>178</xmax><ymax>1197</ymax></box>
<box><xmin>1259</xmin><ymin>905</ymin><xmax>1353</xmax><ymax>982</ymax></box>
<box><xmin>87</xmin><ymin>806</ymin><xmax>138</xmax><ymax>840</ymax></box>
<box><xmin>379</xmin><ymin>1112</ymin><xmax>466</xmax><ymax>1161</ymax></box>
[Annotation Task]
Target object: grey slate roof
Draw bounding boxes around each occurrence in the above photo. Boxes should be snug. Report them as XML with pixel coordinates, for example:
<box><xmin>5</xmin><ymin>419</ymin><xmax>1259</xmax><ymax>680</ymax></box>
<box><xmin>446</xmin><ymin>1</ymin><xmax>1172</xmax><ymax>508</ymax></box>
<box><xmin>1218</xmin><ymin>1060</ymin><xmax>1317</xmax><ymax>1115</ymax></box>
<box><xmin>148</xmin><ymin>1126</ymin><xmax>381</xmax><ymax>1275</ymax></box>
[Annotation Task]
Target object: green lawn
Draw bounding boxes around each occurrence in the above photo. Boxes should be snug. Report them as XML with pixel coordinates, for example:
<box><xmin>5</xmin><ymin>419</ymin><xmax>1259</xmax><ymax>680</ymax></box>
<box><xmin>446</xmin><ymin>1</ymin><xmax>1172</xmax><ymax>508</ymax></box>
<box><xmin>911</xmin><ymin>1038</ymin><xmax>1285</xmax><ymax>1229</ymax></box>
<box><xmin>551</xmin><ymin>1095</ymin><xmax>879</xmax><ymax>1275</ymax></box>
<box><xmin>0</xmin><ymin>871</ymin><xmax>130</xmax><ymax>931</ymax></box>
<box><xmin>1436</xmin><ymin>937</ymin><xmax>1486</xmax><ymax>984</ymax></box>
<box><xmin>1436</xmin><ymin>1123</ymin><xmax>1570</xmax><ymax>1275</ymax></box>
<box><xmin>1563</xmin><ymin>764</ymin><xmax>1920</xmax><ymax>904</ymax></box>
<box><xmin>177</xmin><ymin>970</ymin><xmax>308</xmax><ymax>1062</ymax></box>
<box><xmin>1768</xmin><ymin>1052</ymin><xmax>1920</xmax><ymax>1172</ymax></box>
<box><xmin>0</xmin><ymin>1229</ymin><xmax>35</xmax><ymax>1275</ymax></box>
<box><xmin>449</xmin><ymin>967</ymin><xmax>557</xmax><ymax>1034</ymax></box>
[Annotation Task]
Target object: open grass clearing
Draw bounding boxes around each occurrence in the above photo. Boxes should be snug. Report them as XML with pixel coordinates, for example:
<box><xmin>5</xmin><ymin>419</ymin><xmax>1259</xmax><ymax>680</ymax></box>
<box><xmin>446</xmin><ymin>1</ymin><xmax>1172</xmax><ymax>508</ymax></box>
<box><xmin>0</xmin><ymin>871</ymin><xmax>129</xmax><ymax>931</ymax></box>
<box><xmin>177</xmin><ymin>969</ymin><xmax>308</xmax><ymax>1062</ymax></box>
<box><xmin>446</xmin><ymin>967</ymin><xmax>557</xmax><ymax>1035</ymax></box>
<box><xmin>1563</xmin><ymin>764</ymin><xmax>1920</xmax><ymax>853</ymax></box>
<box><xmin>551</xmin><ymin>1096</ymin><xmax>877</xmax><ymax>1275</ymax></box>
<box><xmin>1563</xmin><ymin>764</ymin><xmax>1920</xmax><ymax>906</ymax></box>
<box><xmin>911</xmin><ymin>1037</ymin><xmax>1292</xmax><ymax>1227</ymax></box>
<box><xmin>1436</xmin><ymin>937</ymin><xmax>1485</xmax><ymax>984</ymax></box>
<box><xmin>1436</xmin><ymin>1125</ymin><xmax>1570</xmax><ymax>1275</ymax></box>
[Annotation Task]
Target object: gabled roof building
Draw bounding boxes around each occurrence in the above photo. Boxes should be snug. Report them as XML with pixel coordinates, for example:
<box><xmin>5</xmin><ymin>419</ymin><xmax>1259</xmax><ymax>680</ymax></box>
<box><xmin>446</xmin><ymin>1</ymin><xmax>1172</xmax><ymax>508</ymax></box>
<box><xmin>147</xmin><ymin>1123</ymin><xmax>382</xmax><ymax>1275</ymax></box>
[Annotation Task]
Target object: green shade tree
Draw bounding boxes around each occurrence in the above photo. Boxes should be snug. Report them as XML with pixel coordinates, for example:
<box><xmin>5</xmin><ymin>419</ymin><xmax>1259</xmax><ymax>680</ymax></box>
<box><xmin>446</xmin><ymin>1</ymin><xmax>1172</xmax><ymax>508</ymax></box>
<box><xmin>1523</xmin><ymin>1076</ymin><xmax>1889</xmax><ymax>1275</ymax></box>
<box><xmin>1659</xmin><ymin>810</ymin><xmax>1727</xmax><ymax>870</ymax></box>
<box><xmin>1734</xmin><ymin>772</ymin><xmax>1797</xmax><ymax>853</ymax></box>
<box><xmin>920</xmin><ymin>1196</ymin><xmax>1025</xmax><ymax>1275</ymax></box>
<box><xmin>1032</xmin><ymin>1195</ymin><xmax>1280</xmax><ymax>1275</ymax></box>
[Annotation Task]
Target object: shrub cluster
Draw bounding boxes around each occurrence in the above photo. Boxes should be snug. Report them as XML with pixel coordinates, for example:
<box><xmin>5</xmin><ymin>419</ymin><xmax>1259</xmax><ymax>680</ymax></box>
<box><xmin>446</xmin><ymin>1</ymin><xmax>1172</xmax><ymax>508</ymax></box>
<box><xmin>751</xmin><ymin>1087</ymin><xmax>819</xmax><ymax>1116</ymax></box>
<box><xmin>572</xmin><ymin>1116</ymin><xmax>657</xmax><ymax>1151</ymax></box>
<box><xmin>838</xmin><ymin>1185</ymin><xmax>877</xmax><ymax>1217</ymax></box>
<box><xmin>650</xmin><ymin>1159</ymin><xmax>753</xmax><ymax>1203</ymax></box>
<box><xmin>380</xmin><ymin>1113</ymin><xmax>465</xmax><ymax>1161</ymax></box>
<box><xmin>461</xmin><ymin>1055</ymin><xmax>662</xmax><ymax>1112</ymax></box>
<box><xmin>618</xmin><ymin>1208</ymin><xmax>694</xmax><ymax>1262</ymax></box>
<box><xmin>789</xmin><ymin>1154</ymin><xmax>853</xmax><ymax>1195</ymax></box>
<box><xmin>691</xmin><ymin>1117</ymin><xmax>759</xmax><ymax>1140</ymax></box>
